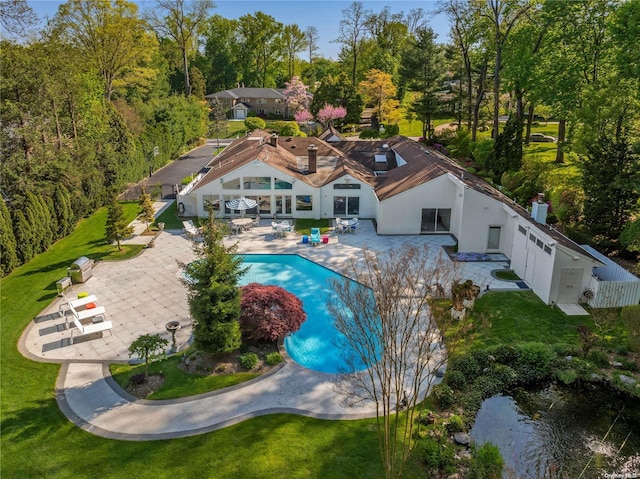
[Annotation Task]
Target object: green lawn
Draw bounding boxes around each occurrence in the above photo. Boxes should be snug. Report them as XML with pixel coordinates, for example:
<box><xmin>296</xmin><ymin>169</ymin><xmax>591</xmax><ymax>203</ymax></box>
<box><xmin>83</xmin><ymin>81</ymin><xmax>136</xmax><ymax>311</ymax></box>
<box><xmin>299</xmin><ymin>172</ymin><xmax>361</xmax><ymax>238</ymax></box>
<box><xmin>455</xmin><ymin>291</ymin><xmax>600</xmax><ymax>355</ymax></box>
<box><xmin>110</xmin><ymin>353</ymin><xmax>261</xmax><ymax>400</ymax></box>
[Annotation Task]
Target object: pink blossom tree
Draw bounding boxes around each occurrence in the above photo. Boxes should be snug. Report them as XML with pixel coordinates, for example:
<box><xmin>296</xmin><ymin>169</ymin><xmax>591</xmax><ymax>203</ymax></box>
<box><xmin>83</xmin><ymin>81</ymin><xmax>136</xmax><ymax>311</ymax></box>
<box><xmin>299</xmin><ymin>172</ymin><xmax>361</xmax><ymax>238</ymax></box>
<box><xmin>283</xmin><ymin>76</ymin><xmax>310</xmax><ymax>115</ymax></box>
<box><xmin>317</xmin><ymin>104</ymin><xmax>347</xmax><ymax>126</ymax></box>
<box><xmin>294</xmin><ymin>110</ymin><xmax>314</xmax><ymax>123</ymax></box>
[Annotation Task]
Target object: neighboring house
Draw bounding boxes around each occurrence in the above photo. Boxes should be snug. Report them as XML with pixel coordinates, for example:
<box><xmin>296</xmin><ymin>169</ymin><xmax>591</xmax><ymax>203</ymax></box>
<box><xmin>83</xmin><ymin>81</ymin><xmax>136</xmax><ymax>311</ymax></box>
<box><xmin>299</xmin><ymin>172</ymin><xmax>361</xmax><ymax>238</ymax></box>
<box><xmin>205</xmin><ymin>87</ymin><xmax>312</xmax><ymax>120</ymax></box>
<box><xmin>178</xmin><ymin>130</ymin><xmax>605</xmax><ymax>306</ymax></box>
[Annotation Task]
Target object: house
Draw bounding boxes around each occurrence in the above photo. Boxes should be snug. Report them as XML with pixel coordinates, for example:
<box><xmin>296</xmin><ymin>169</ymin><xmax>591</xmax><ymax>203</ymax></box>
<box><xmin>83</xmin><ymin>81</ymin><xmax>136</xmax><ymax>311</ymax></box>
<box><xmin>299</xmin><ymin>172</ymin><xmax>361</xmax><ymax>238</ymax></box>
<box><xmin>177</xmin><ymin>130</ymin><xmax>605</xmax><ymax>307</ymax></box>
<box><xmin>205</xmin><ymin>87</ymin><xmax>312</xmax><ymax>120</ymax></box>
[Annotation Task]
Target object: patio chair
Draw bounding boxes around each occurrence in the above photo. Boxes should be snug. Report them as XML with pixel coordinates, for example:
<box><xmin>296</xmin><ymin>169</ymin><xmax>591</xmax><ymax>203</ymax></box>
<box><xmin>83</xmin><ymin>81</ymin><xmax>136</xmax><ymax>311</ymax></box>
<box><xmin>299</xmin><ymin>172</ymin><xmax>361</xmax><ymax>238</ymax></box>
<box><xmin>252</xmin><ymin>215</ymin><xmax>260</xmax><ymax>228</ymax></box>
<box><xmin>335</xmin><ymin>218</ymin><xmax>347</xmax><ymax>234</ymax></box>
<box><xmin>183</xmin><ymin>220</ymin><xmax>202</xmax><ymax>239</ymax></box>
<box><xmin>350</xmin><ymin>218</ymin><xmax>359</xmax><ymax>235</ymax></box>
<box><xmin>310</xmin><ymin>227</ymin><xmax>321</xmax><ymax>246</ymax></box>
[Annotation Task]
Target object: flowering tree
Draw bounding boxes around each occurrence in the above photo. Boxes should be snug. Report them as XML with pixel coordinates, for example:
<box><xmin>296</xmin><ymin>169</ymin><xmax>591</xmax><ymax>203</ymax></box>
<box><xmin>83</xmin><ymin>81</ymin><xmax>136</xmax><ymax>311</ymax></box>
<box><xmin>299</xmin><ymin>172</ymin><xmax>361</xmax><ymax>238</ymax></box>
<box><xmin>283</xmin><ymin>76</ymin><xmax>310</xmax><ymax>114</ymax></box>
<box><xmin>317</xmin><ymin>104</ymin><xmax>347</xmax><ymax>126</ymax></box>
<box><xmin>239</xmin><ymin>283</ymin><xmax>306</xmax><ymax>342</ymax></box>
<box><xmin>294</xmin><ymin>110</ymin><xmax>314</xmax><ymax>123</ymax></box>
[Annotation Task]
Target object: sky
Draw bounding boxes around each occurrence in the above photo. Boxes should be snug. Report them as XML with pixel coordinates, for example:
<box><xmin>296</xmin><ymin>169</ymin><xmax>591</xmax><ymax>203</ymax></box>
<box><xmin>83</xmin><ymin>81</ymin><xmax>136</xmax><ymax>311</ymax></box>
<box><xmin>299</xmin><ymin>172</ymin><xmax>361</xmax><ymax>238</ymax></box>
<box><xmin>27</xmin><ymin>0</ymin><xmax>451</xmax><ymax>60</ymax></box>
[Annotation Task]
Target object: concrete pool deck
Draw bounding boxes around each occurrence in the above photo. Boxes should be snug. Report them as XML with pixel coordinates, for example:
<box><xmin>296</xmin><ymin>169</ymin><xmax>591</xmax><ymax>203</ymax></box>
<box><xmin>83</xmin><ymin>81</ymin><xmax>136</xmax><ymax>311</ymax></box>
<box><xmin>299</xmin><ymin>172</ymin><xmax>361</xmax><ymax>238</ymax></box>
<box><xmin>20</xmin><ymin>219</ymin><xmax>515</xmax><ymax>440</ymax></box>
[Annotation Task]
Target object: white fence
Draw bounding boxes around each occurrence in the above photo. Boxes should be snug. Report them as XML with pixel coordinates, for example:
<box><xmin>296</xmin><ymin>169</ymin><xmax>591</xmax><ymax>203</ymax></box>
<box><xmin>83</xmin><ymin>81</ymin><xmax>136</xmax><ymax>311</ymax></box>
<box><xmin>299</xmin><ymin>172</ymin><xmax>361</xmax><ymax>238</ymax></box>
<box><xmin>583</xmin><ymin>245</ymin><xmax>640</xmax><ymax>308</ymax></box>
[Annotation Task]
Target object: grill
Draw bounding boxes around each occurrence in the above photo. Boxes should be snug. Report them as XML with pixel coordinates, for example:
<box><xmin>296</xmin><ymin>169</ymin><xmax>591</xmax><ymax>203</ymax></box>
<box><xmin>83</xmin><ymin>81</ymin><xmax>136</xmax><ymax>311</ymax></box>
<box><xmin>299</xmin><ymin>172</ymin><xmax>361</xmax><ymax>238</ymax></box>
<box><xmin>67</xmin><ymin>256</ymin><xmax>94</xmax><ymax>283</ymax></box>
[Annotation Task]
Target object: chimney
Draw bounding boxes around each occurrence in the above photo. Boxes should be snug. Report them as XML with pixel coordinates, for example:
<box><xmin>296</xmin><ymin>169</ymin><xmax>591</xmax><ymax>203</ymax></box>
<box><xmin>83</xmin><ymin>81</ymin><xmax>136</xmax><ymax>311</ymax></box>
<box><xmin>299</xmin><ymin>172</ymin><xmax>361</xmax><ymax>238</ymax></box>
<box><xmin>307</xmin><ymin>144</ymin><xmax>318</xmax><ymax>173</ymax></box>
<box><xmin>531</xmin><ymin>193</ymin><xmax>548</xmax><ymax>224</ymax></box>
<box><xmin>270</xmin><ymin>133</ymin><xmax>278</xmax><ymax>147</ymax></box>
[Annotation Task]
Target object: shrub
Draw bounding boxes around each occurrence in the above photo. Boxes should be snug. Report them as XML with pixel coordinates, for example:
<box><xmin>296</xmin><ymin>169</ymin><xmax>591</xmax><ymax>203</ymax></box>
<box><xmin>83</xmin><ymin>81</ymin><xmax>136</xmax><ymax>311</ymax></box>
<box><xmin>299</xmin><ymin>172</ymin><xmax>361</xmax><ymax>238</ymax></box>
<box><xmin>265</xmin><ymin>352</ymin><xmax>284</xmax><ymax>366</ymax></box>
<box><xmin>359</xmin><ymin>128</ymin><xmax>380</xmax><ymax>139</ymax></box>
<box><xmin>513</xmin><ymin>342</ymin><xmax>553</xmax><ymax>385</ymax></box>
<box><xmin>488</xmin><ymin>364</ymin><xmax>518</xmax><ymax>389</ymax></box>
<box><xmin>432</xmin><ymin>383</ymin><xmax>454</xmax><ymax>409</ymax></box>
<box><xmin>450</xmin><ymin>355</ymin><xmax>480</xmax><ymax>383</ymax></box>
<box><xmin>446</xmin><ymin>370</ymin><xmax>467</xmax><ymax>391</ymax></box>
<box><xmin>587</xmin><ymin>350</ymin><xmax>610</xmax><ymax>368</ymax></box>
<box><xmin>468</xmin><ymin>442</ymin><xmax>504</xmax><ymax>479</ymax></box>
<box><xmin>181</xmin><ymin>175</ymin><xmax>195</xmax><ymax>185</ymax></box>
<box><xmin>491</xmin><ymin>344</ymin><xmax>521</xmax><ymax>364</ymax></box>
<box><xmin>239</xmin><ymin>352</ymin><xmax>259</xmax><ymax>370</ymax></box>
<box><xmin>244</xmin><ymin>117</ymin><xmax>266</xmax><ymax>130</ymax></box>
<box><xmin>380</xmin><ymin>123</ymin><xmax>399</xmax><ymax>138</ymax></box>
<box><xmin>460</xmin><ymin>390</ymin><xmax>483</xmax><ymax>414</ymax></box>
<box><xmin>619</xmin><ymin>357</ymin><xmax>638</xmax><ymax>372</ymax></box>
<box><xmin>418</xmin><ymin>437</ymin><xmax>455</xmax><ymax>472</ymax></box>
<box><xmin>577</xmin><ymin>324</ymin><xmax>598</xmax><ymax>356</ymax></box>
<box><xmin>446</xmin><ymin>414</ymin><xmax>465</xmax><ymax>434</ymax></box>
<box><xmin>474</xmin><ymin>376</ymin><xmax>503</xmax><ymax>398</ymax></box>
<box><xmin>418</xmin><ymin>408</ymin><xmax>435</xmax><ymax>425</ymax></box>
<box><xmin>239</xmin><ymin>283</ymin><xmax>306</xmax><ymax>342</ymax></box>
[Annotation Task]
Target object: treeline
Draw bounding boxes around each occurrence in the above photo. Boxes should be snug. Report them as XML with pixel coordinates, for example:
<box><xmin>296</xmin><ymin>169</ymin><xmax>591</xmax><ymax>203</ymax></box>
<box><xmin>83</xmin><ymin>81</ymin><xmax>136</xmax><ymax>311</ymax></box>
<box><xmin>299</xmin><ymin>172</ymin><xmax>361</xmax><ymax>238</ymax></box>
<box><xmin>0</xmin><ymin>1</ymin><xmax>209</xmax><ymax>277</ymax></box>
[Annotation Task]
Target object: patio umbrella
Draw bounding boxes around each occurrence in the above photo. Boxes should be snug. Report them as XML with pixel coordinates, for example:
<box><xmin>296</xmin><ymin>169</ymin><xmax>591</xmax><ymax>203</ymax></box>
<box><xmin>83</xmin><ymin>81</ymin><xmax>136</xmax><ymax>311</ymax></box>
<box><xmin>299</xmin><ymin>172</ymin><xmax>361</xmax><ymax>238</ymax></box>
<box><xmin>225</xmin><ymin>197</ymin><xmax>257</xmax><ymax>217</ymax></box>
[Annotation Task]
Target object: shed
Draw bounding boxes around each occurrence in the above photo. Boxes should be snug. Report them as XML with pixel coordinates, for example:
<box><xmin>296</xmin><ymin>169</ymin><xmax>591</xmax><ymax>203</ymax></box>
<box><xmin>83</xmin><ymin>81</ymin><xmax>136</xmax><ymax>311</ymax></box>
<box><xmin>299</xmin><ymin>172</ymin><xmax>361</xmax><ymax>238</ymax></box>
<box><xmin>582</xmin><ymin>245</ymin><xmax>640</xmax><ymax>308</ymax></box>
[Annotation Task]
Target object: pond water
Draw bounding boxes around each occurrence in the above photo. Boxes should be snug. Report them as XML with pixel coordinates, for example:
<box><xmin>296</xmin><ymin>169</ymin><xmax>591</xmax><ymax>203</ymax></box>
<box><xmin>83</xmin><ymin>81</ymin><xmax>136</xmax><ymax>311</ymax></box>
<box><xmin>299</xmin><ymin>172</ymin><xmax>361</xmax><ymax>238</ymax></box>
<box><xmin>470</xmin><ymin>385</ymin><xmax>640</xmax><ymax>478</ymax></box>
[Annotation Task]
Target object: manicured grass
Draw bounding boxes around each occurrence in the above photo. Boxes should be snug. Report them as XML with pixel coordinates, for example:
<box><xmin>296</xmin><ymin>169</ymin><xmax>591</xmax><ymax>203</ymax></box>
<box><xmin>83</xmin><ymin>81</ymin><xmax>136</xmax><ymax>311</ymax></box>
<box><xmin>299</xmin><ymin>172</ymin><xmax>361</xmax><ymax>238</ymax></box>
<box><xmin>110</xmin><ymin>352</ymin><xmax>260</xmax><ymax>400</ymax></box>
<box><xmin>0</xmin><ymin>201</ymin><xmax>426</xmax><ymax>478</ymax></box>
<box><xmin>494</xmin><ymin>270</ymin><xmax>521</xmax><ymax>281</ymax></box>
<box><xmin>155</xmin><ymin>201</ymin><xmax>185</xmax><ymax>230</ymax></box>
<box><xmin>456</xmin><ymin>291</ymin><xmax>597</xmax><ymax>355</ymax></box>
<box><xmin>293</xmin><ymin>218</ymin><xmax>331</xmax><ymax>235</ymax></box>
<box><xmin>224</xmin><ymin>120</ymin><xmax>247</xmax><ymax>138</ymax></box>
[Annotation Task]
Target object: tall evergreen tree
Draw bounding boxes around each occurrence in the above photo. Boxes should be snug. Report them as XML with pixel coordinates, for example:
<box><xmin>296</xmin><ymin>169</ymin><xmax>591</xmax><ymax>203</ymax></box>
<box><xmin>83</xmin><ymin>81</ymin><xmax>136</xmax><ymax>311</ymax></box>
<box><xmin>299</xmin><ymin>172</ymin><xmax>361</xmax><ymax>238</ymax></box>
<box><xmin>0</xmin><ymin>199</ymin><xmax>19</xmax><ymax>276</ymax></box>
<box><xmin>582</xmin><ymin>136</ymin><xmax>640</xmax><ymax>241</ymax></box>
<box><xmin>182</xmin><ymin>216</ymin><xmax>246</xmax><ymax>354</ymax></box>
<box><xmin>138</xmin><ymin>189</ymin><xmax>155</xmax><ymax>233</ymax></box>
<box><xmin>12</xmin><ymin>209</ymin><xmax>33</xmax><ymax>263</ymax></box>
<box><xmin>53</xmin><ymin>184</ymin><xmax>75</xmax><ymax>237</ymax></box>
<box><xmin>105</xmin><ymin>197</ymin><xmax>134</xmax><ymax>251</ymax></box>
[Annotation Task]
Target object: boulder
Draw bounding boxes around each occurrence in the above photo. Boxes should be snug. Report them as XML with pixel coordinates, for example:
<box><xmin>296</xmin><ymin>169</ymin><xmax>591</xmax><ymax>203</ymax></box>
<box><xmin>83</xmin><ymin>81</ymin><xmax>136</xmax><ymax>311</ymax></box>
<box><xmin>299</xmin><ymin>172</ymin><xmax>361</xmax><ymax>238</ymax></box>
<box><xmin>619</xmin><ymin>375</ymin><xmax>637</xmax><ymax>387</ymax></box>
<box><xmin>453</xmin><ymin>432</ymin><xmax>471</xmax><ymax>445</ymax></box>
<box><xmin>611</xmin><ymin>361</ymin><xmax>623</xmax><ymax>368</ymax></box>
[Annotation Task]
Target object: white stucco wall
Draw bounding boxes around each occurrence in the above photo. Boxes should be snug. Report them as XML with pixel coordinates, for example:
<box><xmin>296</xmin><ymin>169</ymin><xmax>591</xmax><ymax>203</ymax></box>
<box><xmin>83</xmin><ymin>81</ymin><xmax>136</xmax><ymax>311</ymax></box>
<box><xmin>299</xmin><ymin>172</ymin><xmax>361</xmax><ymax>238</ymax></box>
<box><xmin>376</xmin><ymin>175</ymin><xmax>458</xmax><ymax>235</ymax></box>
<box><xmin>457</xmin><ymin>188</ymin><xmax>512</xmax><ymax>254</ymax></box>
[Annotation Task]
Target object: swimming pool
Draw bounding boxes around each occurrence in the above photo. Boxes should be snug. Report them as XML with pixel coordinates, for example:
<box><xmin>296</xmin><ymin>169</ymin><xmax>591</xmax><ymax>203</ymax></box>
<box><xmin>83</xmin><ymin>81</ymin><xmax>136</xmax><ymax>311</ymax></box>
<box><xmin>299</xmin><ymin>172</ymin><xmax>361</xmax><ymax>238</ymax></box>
<box><xmin>239</xmin><ymin>254</ymin><xmax>371</xmax><ymax>374</ymax></box>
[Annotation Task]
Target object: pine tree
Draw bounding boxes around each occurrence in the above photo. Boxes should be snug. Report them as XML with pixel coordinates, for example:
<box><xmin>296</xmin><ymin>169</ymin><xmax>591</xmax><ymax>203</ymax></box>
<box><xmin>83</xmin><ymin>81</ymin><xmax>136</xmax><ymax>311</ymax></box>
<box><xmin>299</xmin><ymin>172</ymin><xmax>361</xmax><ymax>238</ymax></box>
<box><xmin>138</xmin><ymin>189</ymin><xmax>155</xmax><ymax>233</ymax></box>
<box><xmin>105</xmin><ymin>197</ymin><xmax>133</xmax><ymax>251</ymax></box>
<box><xmin>12</xmin><ymin>209</ymin><xmax>34</xmax><ymax>263</ymax></box>
<box><xmin>0</xmin><ymin>199</ymin><xmax>19</xmax><ymax>276</ymax></box>
<box><xmin>53</xmin><ymin>184</ymin><xmax>74</xmax><ymax>237</ymax></box>
<box><xmin>24</xmin><ymin>192</ymin><xmax>45</xmax><ymax>254</ymax></box>
<box><xmin>182</xmin><ymin>217</ymin><xmax>246</xmax><ymax>353</ymax></box>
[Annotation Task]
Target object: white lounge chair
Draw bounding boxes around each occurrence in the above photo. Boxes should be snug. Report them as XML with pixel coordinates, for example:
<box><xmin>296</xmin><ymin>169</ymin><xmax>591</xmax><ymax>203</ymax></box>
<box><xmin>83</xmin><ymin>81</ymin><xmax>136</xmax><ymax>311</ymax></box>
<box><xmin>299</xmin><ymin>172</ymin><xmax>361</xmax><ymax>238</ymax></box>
<box><xmin>183</xmin><ymin>220</ymin><xmax>202</xmax><ymax>239</ymax></box>
<box><xmin>67</xmin><ymin>301</ymin><xmax>107</xmax><ymax>326</ymax></box>
<box><xmin>70</xmin><ymin>313</ymin><xmax>112</xmax><ymax>341</ymax></box>
<box><xmin>59</xmin><ymin>294</ymin><xmax>98</xmax><ymax>317</ymax></box>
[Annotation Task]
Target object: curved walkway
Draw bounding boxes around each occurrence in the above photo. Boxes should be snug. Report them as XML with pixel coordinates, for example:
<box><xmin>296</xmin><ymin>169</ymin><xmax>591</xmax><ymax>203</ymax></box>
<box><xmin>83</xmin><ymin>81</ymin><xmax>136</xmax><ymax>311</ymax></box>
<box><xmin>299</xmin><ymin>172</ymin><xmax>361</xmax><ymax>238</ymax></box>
<box><xmin>22</xmin><ymin>220</ymin><xmax>511</xmax><ymax>440</ymax></box>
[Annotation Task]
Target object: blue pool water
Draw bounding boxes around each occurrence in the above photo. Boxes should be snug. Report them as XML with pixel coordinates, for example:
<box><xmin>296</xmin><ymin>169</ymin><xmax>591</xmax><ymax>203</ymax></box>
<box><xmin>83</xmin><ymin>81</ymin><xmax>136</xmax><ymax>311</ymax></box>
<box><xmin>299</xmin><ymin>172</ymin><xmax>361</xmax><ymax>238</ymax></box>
<box><xmin>239</xmin><ymin>254</ymin><xmax>369</xmax><ymax>374</ymax></box>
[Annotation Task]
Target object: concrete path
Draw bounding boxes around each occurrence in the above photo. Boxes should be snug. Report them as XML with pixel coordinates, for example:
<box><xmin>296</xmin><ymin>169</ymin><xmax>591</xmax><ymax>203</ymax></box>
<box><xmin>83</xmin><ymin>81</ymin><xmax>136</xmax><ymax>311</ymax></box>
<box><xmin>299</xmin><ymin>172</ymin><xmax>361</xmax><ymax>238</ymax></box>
<box><xmin>22</xmin><ymin>214</ymin><xmax>521</xmax><ymax>440</ymax></box>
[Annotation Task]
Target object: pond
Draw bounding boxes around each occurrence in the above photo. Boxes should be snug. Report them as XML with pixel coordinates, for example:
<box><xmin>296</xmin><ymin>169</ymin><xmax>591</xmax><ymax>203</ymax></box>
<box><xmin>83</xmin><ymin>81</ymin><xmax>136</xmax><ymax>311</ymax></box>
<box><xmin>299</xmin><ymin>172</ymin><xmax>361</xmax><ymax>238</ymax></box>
<box><xmin>470</xmin><ymin>385</ymin><xmax>640</xmax><ymax>478</ymax></box>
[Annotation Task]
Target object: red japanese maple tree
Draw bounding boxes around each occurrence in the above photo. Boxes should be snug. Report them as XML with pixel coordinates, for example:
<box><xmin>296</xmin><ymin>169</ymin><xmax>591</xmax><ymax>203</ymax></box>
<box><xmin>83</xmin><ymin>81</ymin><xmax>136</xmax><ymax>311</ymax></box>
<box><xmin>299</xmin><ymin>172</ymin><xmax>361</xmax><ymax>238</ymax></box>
<box><xmin>239</xmin><ymin>283</ymin><xmax>306</xmax><ymax>342</ymax></box>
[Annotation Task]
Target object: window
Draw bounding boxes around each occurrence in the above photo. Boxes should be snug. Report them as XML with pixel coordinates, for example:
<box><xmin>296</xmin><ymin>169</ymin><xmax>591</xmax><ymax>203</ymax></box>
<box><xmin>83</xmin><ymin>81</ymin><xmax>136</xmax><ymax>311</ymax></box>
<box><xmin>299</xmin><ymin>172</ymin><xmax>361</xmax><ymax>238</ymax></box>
<box><xmin>487</xmin><ymin>226</ymin><xmax>501</xmax><ymax>250</ymax></box>
<box><xmin>421</xmin><ymin>208</ymin><xmax>451</xmax><ymax>232</ymax></box>
<box><xmin>203</xmin><ymin>195</ymin><xmax>220</xmax><ymax>212</ymax></box>
<box><xmin>544</xmin><ymin>245</ymin><xmax>552</xmax><ymax>255</ymax></box>
<box><xmin>334</xmin><ymin>184</ymin><xmax>361</xmax><ymax>190</ymax></box>
<box><xmin>296</xmin><ymin>195</ymin><xmax>312</xmax><ymax>211</ymax></box>
<box><xmin>222</xmin><ymin>178</ymin><xmax>240</xmax><ymax>190</ymax></box>
<box><xmin>275</xmin><ymin>98</ymin><xmax>283</xmax><ymax>104</ymax></box>
<box><xmin>333</xmin><ymin>196</ymin><xmax>360</xmax><ymax>216</ymax></box>
<box><xmin>529</xmin><ymin>233</ymin><xmax>536</xmax><ymax>243</ymax></box>
<box><xmin>518</xmin><ymin>225</ymin><xmax>527</xmax><ymax>235</ymax></box>
<box><xmin>274</xmin><ymin>178</ymin><xmax>293</xmax><ymax>190</ymax></box>
<box><xmin>258</xmin><ymin>196</ymin><xmax>271</xmax><ymax>215</ymax></box>
<box><xmin>536</xmin><ymin>238</ymin><xmax>544</xmax><ymax>249</ymax></box>
<box><xmin>257</xmin><ymin>99</ymin><xmax>267</xmax><ymax>104</ymax></box>
<box><xmin>243</xmin><ymin>176</ymin><xmax>271</xmax><ymax>190</ymax></box>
